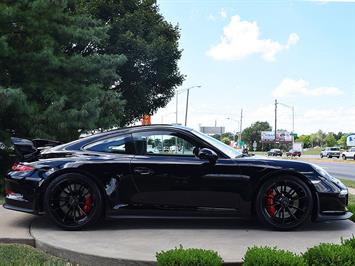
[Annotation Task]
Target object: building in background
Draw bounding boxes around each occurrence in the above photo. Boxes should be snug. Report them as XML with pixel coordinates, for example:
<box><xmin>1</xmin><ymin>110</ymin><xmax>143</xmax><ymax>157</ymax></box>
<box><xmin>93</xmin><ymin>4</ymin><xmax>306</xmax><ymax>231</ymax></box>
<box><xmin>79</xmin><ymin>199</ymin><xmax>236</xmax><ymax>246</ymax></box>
<box><xmin>199</xmin><ymin>126</ymin><xmax>225</xmax><ymax>135</ymax></box>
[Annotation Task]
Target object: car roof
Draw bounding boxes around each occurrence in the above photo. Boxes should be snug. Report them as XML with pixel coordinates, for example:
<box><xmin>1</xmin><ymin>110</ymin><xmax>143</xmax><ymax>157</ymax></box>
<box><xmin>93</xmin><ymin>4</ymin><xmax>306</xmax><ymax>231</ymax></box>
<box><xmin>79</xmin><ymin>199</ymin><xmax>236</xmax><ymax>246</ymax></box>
<box><xmin>50</xmin><ymin>124</ymin><xmax>194</xmax><ymax>151</ymax></box>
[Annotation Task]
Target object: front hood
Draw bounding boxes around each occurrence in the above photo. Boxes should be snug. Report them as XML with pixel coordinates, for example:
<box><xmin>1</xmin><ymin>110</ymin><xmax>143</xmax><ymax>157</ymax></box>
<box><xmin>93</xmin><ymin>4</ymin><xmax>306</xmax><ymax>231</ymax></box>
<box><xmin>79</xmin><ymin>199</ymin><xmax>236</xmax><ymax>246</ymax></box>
<box><xmin>235</xmin><ymin>156</ymin><xmax>316</xmax><ymax>173</ymax></box>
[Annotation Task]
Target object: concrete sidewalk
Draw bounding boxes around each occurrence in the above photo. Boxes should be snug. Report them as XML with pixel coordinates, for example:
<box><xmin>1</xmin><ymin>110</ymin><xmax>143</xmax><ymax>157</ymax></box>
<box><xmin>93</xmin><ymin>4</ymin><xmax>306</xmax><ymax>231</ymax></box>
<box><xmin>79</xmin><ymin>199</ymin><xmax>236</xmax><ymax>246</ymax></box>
<box><xmin>0</xmin><ymin>206</ymin><xmax>34</xmax><ymax>246</ymax></box>
<box><xmin>31</xmin><ymin>218</ymin><xmax>355</xmax><ymax>266</ymax></box>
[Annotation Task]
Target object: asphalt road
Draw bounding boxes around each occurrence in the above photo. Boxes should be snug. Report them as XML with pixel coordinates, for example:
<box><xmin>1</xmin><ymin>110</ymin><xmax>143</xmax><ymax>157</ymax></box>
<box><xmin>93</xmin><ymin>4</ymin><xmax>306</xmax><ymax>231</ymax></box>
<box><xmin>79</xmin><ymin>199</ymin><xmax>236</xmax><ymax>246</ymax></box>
<box><xmin>310</xmin><ymin>161</ymin><xmax>355</xmax><ymax>181</ymax></box>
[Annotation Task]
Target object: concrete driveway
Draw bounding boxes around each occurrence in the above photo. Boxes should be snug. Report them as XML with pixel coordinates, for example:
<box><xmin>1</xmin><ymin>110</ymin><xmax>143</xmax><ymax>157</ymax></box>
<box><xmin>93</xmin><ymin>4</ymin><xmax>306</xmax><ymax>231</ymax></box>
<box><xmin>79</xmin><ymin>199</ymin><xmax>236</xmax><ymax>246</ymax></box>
<box><xmin>31</xmin><ymin>217</ymin><xmax>355</xmax><ymax>265</ymax></box>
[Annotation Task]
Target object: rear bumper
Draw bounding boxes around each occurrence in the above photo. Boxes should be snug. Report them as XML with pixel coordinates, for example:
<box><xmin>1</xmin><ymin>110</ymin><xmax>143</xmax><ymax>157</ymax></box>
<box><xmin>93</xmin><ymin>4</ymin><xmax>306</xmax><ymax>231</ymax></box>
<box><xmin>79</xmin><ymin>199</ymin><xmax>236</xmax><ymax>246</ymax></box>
<box><xmin>4</xmin><ymin>174</ymin><xmax>42</xmax><ymax>214</ymax></box>
<box><xmin>3</xmin><ymin>202</ymin><xmax>36</xmax><ymax>214</ymax></box>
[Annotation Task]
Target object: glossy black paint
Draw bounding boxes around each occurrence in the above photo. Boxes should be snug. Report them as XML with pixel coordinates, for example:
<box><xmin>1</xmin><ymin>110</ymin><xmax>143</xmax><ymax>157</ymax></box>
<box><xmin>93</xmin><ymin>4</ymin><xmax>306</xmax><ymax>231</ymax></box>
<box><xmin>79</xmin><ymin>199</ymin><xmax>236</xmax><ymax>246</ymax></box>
<box><xmin>3</xmin><ymin>125</ymin><xmax>351</xmax><ymax>223</ymax></box>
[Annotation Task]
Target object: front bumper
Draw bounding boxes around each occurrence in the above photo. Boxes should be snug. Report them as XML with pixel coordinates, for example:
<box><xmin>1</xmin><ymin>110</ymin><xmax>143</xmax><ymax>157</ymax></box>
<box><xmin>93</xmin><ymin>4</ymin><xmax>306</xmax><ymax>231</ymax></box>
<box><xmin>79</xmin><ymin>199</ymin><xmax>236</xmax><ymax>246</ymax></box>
<box><xmin>314</xmin><ymin>188</ymin><xmax>352</xmax><ymax>221</ymax></box>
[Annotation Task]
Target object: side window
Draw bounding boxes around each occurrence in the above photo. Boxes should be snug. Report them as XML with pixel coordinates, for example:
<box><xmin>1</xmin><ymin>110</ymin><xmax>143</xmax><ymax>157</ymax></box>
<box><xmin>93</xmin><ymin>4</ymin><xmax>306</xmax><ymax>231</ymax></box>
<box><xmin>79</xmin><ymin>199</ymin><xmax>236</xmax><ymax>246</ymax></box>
<box><xmin>84</xmin><ymin>134</ymin><xmax>134</xmax><ymax>154</ymax></box>
<box><xmin>132</xmin><ymin>131</ymin><xmax>196</xmax><ymax>156</ymax></box>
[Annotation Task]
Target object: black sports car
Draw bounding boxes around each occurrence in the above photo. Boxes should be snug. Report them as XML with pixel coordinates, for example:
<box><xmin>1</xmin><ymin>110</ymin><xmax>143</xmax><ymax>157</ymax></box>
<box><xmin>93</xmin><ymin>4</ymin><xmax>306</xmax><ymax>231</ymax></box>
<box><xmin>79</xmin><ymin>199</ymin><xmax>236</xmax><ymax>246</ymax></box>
<box><xmin>3</xmin><ymin>125</ymin><xmax>351</xmax><ymax>230</ymax></box>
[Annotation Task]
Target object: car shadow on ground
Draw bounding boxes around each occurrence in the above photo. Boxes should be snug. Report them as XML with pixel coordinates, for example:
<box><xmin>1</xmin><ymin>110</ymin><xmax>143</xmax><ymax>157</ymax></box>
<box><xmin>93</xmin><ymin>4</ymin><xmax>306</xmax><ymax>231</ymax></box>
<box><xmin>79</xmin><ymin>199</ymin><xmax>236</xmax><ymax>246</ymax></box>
<box><xmin>86</xmin><ymin>217</ymin><xmax>354</xmax><ymax>232</ymax></box>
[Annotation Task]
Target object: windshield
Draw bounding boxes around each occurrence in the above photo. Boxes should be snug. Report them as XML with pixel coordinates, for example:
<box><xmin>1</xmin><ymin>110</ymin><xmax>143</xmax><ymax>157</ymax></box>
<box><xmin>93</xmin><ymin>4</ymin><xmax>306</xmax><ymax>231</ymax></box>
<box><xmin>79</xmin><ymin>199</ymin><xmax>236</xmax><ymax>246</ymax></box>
<box><xmin>192</xmin><ymin>129</ymin><xmax>242</xmax><ymax>158</ymax></box>
<box><xmin>330</xmin><ymin>148</ymin><xmax>339</xmax><ymax>151</ymax></box>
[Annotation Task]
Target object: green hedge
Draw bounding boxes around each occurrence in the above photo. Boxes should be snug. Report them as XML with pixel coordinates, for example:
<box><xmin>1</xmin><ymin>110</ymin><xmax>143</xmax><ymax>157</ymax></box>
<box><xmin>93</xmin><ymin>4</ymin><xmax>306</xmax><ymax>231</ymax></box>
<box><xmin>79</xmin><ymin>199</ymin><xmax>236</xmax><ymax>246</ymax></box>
<box><xmin>0</xmin><ymin>148</ymin><xmax>15</xmax><ymax>194</ymax></box>
<box><xmin>156</xmin><ymin>246</ymin><xmax>223</xmax><ymax>266</ymax></box>
<box><xmin>303</xmin><ymin>243</ymin><xmax>355</xmax><ymax>266</ymax></box>
<box><xmin>243</xmin><ymin>236</ymin><xmax>355</xmax><ymax>266</ymax></box>
<box><xmin>243</xmin><ymin>246</ymin><xmax>306</xmax><ymax>266</ymax></box>
<box><xmin>348</xmin><ymin>204</ymin><xmax>355</xmax><ymax>222</ymax></box>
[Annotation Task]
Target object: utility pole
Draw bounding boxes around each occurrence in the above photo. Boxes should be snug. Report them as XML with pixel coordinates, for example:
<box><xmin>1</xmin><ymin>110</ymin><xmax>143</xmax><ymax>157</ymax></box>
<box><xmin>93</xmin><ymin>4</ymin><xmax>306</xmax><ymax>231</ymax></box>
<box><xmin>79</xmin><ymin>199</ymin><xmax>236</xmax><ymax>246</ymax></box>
<box><xmin>275</xmin><ymin>99</ymin><xmax>277</xmax><ymax>143</ymax></box>
<box><xmin>175</xmin><ymin>93</ymin><xmax>178</xmax><ymax>124</ymax></box>
<box><xmin>184</xmin><ymin>88</ymin><xmax>190</xmax><ymax>126</ymax></box>
<box><xmin>239</xmin><ymin>108</ymin><xmax>243</xmax><ymax>144</ymax></box>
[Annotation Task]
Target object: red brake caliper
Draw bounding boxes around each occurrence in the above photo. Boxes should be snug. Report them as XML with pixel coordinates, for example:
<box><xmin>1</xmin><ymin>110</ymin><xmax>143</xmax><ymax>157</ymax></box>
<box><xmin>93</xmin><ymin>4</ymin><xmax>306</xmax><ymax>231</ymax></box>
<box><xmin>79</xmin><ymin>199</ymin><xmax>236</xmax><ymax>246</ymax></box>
<box><xmin>83</xmin><ymin>195</ymin><xmax>93</xmax><ymax>213</ymax></box>
<box><xmin>266</xmin><ymin>189</ymin><xmax>276</xmax><ymax>216</ymax></box>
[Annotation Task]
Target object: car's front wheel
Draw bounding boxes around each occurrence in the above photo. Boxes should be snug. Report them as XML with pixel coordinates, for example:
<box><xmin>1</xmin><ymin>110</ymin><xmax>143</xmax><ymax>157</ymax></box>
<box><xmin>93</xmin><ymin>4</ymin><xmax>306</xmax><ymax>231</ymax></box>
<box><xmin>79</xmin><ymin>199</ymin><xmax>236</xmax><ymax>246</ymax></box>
<box><xmin>44</xmin><ymin>173</ymin><xmax>103</xmax><ymax>230</ymax></box>
<box><xmin>255</xmin><ymin>176</ymin><xmax>313</xmax><ymax>230</ymax></box>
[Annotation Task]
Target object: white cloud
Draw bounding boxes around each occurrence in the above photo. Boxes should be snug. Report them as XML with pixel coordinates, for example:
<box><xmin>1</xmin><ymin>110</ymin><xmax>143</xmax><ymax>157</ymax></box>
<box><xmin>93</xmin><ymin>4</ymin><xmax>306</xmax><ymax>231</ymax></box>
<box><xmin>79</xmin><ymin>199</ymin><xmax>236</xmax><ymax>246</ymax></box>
<box><xmin>312</xmin><ymin>0</ymin><xmax>355</xmax><ymax>2</ymax></box>
<box><xmin>207</xmin><ymin>15</ymin><xmax>299</xmax><ymax>61</ymax></box>
<box><xmin>220</xmin><ymin>8</ymin><xmax>227</xmax><ymax>19</ymax></box>
<box><xmin>272</xmin><ymin>78</ymin><xmax>344</xmax><ymax>97</ymax></box>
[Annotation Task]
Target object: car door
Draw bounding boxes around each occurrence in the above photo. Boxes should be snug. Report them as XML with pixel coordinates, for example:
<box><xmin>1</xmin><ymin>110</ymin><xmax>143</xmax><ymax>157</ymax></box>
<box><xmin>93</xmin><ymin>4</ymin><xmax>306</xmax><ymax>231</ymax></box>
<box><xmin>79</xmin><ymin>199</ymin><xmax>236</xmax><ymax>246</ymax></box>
<box><xmin>81</xmin><ymin>133</ymin><xmax>137</xmax><ymax>209</ymax></box>
<box><xmin>129</xmin><ymin>129</ymin><xmax>243</xmax><ymax>212</ymax></box>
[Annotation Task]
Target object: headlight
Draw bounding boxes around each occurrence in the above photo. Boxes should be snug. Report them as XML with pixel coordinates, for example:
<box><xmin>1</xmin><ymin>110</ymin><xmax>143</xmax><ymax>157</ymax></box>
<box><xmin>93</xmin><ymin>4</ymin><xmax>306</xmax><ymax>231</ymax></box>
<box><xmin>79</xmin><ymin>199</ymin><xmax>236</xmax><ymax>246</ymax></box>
<box><xmin>311</xmin><ymin>163</ymin><xmax>346</xmax><ymax>189</ymax></box>
<box><xmin>311</xmin><ymin>164</ymin><xmax>331</xmax><ymax>178</ymax></box>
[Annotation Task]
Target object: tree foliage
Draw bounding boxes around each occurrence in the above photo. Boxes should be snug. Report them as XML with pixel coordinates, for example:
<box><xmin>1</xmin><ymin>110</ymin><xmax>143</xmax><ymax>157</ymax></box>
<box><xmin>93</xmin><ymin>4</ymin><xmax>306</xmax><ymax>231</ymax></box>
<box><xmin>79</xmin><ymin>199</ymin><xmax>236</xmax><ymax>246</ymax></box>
<box><xmin>0</xmin><ymin>0</ymin><xmax>183</xmax><ymax>142</ymax></box>
<box><xmin>242</xmin><ymin>121</ymin><xmax>272</xmax><ymax>150</ymax></box>
<box><xmin>80</xmin><ymin>0</ymin><xmax>184</xmax><ymax>125</ymax></box>
<box><xmin>0</xmin><ymin>0</ymin><xmax>127</xmax><ymax>141</ymax></box>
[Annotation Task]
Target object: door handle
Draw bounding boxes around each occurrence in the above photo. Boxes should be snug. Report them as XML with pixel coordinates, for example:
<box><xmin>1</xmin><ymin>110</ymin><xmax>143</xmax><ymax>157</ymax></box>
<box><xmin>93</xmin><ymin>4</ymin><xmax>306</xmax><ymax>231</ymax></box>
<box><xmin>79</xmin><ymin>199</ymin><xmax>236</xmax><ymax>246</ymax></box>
<box><xmin>133</xmin><ymin>167</ymin><xmax>154</xmax><ymax>175</ymax></box>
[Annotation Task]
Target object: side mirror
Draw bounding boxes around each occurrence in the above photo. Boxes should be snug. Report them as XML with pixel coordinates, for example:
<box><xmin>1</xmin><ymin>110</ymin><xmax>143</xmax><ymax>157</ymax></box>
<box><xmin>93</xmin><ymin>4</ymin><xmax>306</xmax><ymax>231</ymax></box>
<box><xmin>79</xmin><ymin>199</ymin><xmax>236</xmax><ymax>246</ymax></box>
<box><xmin>198</xmin><ymin>148</ymin><xmax>218</xmax><ymax>164</ymax></box>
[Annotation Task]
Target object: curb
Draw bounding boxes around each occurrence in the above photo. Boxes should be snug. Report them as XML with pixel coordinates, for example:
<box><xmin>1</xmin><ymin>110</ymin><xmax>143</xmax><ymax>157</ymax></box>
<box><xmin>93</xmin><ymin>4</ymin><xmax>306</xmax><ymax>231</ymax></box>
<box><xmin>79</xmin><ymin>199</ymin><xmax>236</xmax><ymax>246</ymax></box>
<box><xmin>0</xmin><ymin>238</ymin><xmax>35</xmax><ymax>247</ymax></box>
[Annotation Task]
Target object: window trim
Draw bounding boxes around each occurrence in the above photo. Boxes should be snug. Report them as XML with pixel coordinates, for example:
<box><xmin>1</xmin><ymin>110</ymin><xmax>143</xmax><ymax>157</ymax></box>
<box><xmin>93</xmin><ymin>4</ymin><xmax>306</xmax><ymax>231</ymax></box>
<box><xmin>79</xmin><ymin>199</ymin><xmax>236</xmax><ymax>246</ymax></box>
<box><xmin>81</xmin><ymin>133</ymin><xmax>134</xmax><ymax>155</ymax></box>
<box><xmin>132</xmin><ymin>130</ymin><xmax>198</xmax><ymax>157</ymax></box>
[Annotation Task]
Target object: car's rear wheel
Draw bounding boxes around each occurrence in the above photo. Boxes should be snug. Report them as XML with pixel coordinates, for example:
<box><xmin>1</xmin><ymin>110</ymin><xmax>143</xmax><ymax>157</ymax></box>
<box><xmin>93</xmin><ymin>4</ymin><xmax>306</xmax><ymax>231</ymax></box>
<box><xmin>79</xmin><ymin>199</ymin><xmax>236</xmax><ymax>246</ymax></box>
<box><xmin>342</xmin><ymin>155</ymin><xmax>346</xmax><ymax>160</ymax></box>
<box><xmin>44</xmin><ymin>173</ymin><xmax>103</xmax><ymax>230</ymax></box>
<box><xmin>255</xmin><ymin>176</ymin><xmax>313</xmax><ymax>230</ymax></box>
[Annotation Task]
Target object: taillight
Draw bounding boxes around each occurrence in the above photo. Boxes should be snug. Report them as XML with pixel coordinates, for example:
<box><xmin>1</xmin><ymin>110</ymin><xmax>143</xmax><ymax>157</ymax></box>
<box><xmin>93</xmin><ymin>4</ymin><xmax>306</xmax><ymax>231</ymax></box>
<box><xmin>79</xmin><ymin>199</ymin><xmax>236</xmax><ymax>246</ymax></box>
<box><xmin>11</xmin><ymin>163</ymin><xmax>35</xmax><ymax>172</ymax></box>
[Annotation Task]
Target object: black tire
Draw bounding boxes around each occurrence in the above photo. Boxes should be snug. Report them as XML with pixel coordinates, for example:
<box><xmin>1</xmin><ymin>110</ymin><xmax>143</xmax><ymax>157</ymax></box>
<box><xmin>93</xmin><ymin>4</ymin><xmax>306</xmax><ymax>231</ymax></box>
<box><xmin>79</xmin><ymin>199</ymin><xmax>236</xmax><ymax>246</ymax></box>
<box><xmin>320</xmin><ymin>154</ymin><xmax>323</xmax><ymax>158</ymax></box>
<box><xmin>44</xmin><ymin>173</ymin><xmax>103</xmax><ymax>230</ymax></box>
<box><xmin>255</xmin><ymin>175</ymin><xmax>313</xmax><ymax>230</ymax></box>
<box><xmin>342</xmin><ymin>155</ymin><xmax>346</xmax><ymax>160</ymax></box>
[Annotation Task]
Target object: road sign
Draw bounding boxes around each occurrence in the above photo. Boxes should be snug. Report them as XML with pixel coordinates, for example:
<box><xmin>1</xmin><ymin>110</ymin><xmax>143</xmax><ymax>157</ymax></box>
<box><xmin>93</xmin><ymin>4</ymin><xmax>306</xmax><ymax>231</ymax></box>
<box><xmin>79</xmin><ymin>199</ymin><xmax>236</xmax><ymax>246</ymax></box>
<box><xmin>252</xmin><ymin>141</ymin><xmax>257</xmax><ymax>151</ymax></box>
<box><xmin>347</xmin><ymin>135</ymin><xmax>355</xmax><ymax>146</ymax></box>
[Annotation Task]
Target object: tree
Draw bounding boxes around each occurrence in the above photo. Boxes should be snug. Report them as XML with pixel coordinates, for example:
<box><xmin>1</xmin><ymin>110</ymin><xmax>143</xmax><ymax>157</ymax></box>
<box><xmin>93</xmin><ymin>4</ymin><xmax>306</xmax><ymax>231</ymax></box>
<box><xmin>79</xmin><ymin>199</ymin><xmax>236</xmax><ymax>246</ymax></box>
<box><xmin>296</xmin><ymin>135</ymin><xmax>311</xmax><ymax>148</ymax></box>
<box><xmin>221</xmin><ymin>137</ymin><xmax>231</xmax><ymax>145</ymax></box>
<box><xmin>325</xmin><ymin>133</ymin><xmax>337</xmax><ymax>147</ymax></box>
<box><xmin>337</xmin><ymin>135</ymin><xmax>347</xmax><ymax>148</ymax></box>
<box><xmin>242</xmin><ymin>121</ymin><xmax>272</xmax><ymax>150</ymax></box>
<box><xmin>81</xmin><ymin>0</ymin><xmax>184</xmax><ymax>125</ymax></box>
<box><xmin>0</xmin><ymin>0</ymin><xmax>126</xmax><ymax>141</ymax></box>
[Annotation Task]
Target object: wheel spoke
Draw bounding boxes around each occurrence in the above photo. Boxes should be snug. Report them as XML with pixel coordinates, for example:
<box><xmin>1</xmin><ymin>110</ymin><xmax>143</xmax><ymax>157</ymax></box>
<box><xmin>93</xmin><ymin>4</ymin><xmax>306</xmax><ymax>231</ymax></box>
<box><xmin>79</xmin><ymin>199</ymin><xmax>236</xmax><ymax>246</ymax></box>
<box><xmin>286</xmin><ymin>206</ymin><xmax>299</xmax><ymax>221</ymax></box>
<box><xmin>288</xmin><ymin>205</ymin><xmax>305</xmax><ymax>213</ymax></box>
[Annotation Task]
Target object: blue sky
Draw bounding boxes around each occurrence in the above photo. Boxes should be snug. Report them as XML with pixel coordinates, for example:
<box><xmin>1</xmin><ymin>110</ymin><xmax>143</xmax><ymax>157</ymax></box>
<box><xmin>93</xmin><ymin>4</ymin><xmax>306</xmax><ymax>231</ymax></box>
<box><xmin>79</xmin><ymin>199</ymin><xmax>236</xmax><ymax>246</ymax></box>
<box><xmin>151</xmin><ymin>0</ymin><xmax>355</xmax><ymax>134</ymax></box>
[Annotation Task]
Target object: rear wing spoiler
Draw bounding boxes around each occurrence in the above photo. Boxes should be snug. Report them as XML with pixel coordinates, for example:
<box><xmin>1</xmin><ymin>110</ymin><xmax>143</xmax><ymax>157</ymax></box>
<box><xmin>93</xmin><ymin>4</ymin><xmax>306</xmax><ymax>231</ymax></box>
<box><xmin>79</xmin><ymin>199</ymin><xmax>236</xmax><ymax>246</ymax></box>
<box><xmin>11</xmin><ymin>137</ymin><xmax>62</xmax><ymax>162</ymax></box>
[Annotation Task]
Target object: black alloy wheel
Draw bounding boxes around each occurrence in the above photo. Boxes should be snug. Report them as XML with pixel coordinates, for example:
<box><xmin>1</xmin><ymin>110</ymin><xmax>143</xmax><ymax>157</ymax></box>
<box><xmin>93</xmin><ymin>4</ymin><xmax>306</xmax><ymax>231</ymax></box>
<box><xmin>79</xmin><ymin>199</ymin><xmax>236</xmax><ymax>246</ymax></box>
<box><xmin>256</xmin><ymin>176</ymin><xmax>313</xmax><ymax>230</ymax></box>
<box><xmin>44</xmin><ymin>173</ymin><xmax>103</xmax><ymax>230</ymax></box>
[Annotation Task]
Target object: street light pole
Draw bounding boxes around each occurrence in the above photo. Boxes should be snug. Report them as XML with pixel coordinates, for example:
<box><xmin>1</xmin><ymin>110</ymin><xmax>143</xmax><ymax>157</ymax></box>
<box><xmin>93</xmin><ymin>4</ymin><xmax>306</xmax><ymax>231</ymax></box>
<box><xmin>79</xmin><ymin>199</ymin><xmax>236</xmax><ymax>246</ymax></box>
<box><xmin>276</xmin><ymin>100</ymin><xmax>295</xmax><ymax>145</ymax></box>
<box><xmin>175</xmin><ymin>85</ymin><xmax>201</xmax><ymax>125</ymax></box>
<box><xmin>184</xmin><ymin>88</ymin><xmax>190</xmax><ymax>126</ymax></box>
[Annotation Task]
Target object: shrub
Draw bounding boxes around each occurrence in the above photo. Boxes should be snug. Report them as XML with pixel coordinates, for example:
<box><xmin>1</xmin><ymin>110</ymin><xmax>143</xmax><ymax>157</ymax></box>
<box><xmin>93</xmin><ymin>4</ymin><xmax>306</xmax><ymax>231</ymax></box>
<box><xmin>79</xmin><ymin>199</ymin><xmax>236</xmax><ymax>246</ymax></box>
<box><xmin>243</xmin><ymin>246</ymin><xmax>306</xmax><ymax>266</ymax></box>
<box><xmin>342</xmin><ymin>235</ymin><xmax>355</xmax><ymax>249</ymax></box>
<box><xmin>0</xmin><ymin>148</ymin><xmax>14</xmax><ymax>195</ymax></box>
<box><xmin>348</xmin><ymin>204</ymin><xmax>355</xmax><ymax>222</ymax></box>
<box><xmin>156</xmin><ymin>246</ymin><xmax>223</xmax><ymax>266</ymax></box>
<box><xmin>303</xmin><ymin>243</ymin><xmax>355</xmax><ymax>266</ymax></box>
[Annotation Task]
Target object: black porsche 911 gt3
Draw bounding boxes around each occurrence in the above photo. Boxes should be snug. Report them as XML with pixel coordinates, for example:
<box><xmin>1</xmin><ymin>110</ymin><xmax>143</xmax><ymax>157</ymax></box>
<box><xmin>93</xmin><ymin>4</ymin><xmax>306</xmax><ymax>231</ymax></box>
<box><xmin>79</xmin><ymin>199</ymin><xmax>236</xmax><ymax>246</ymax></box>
<box><xmin>3</xmin><ymin>125</ymin><xmax>351</xmax><ymax>230</ymax></box>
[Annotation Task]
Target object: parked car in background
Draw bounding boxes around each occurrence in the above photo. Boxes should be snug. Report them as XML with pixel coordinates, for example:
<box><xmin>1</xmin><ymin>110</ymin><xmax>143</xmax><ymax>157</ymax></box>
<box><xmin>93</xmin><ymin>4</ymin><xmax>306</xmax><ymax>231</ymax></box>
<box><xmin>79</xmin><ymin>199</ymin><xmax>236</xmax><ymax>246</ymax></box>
<box><xmin>267</xmin><ymin>148</ymin><xmax>283</xmax><ymax>157</ymax></box>
<box><xmin>320</xmin><ymin>147</ymin><xmax>340</xmax><ymax>158</ymax></box>
<box><xmin>341</xmin><ymin>147</ymin><xmax>355</xmax><ymax>160</ymax></box>
<box><xmin>286</xmin><ymin>149</ymin><xmax>301</xmax><ymax>157</ymax></box>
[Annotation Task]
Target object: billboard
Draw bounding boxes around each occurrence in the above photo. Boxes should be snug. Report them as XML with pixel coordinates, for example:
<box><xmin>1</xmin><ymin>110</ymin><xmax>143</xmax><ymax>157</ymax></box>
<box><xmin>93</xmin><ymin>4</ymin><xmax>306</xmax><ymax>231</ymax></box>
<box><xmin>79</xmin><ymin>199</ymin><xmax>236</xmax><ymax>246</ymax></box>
<box><xmin>261</xmin><ymin>131</ymin><xmax>292</xmax><ymax>143</ymax></box>
<box><xmin>199</xmin><ymin>126</ymin><xmax>225</xmax><ymax>135</ymax></box>
<box><xmin>347</xmin><ymin>135</ymin><xmax>355</xmax><ymax>147</ymax></box>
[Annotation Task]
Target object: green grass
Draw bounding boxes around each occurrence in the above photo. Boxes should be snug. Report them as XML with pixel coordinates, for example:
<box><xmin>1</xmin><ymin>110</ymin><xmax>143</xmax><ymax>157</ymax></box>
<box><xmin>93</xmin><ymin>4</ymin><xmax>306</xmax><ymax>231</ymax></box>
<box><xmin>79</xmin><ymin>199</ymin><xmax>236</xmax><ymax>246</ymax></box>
<box><xmin>0</xmin><ymin>196</ymin><xmax>3</xmax><ymax>205</ymax></box>
<box><xmin>341</xmin><ymin>179</ymin><xmax>355</xmax><ymax>189</ymax></box>
<box><xmin>0</xmin><ymin>244</ymin><xmax>71</xmax><ymax>266</ymax></box>
<box><xmin>302</xmin><ymin>147</ymin><xmax>322</xmax><ymax>155</ymax></box>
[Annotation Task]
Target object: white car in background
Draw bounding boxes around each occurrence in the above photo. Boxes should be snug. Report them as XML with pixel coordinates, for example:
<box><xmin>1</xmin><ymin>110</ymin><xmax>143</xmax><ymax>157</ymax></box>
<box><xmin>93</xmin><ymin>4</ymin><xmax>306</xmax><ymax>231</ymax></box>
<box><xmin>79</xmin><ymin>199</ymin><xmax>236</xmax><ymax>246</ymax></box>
<box><xmin>341</xmin><ymin>147</ymin><xmax>355</xmax><ymax>160</ymax></box>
